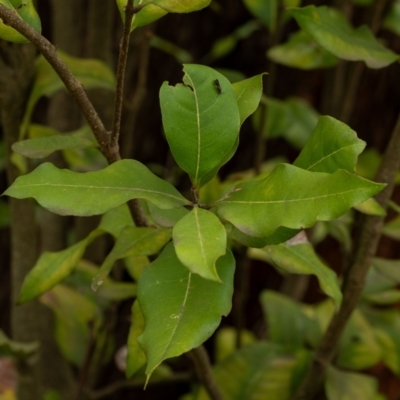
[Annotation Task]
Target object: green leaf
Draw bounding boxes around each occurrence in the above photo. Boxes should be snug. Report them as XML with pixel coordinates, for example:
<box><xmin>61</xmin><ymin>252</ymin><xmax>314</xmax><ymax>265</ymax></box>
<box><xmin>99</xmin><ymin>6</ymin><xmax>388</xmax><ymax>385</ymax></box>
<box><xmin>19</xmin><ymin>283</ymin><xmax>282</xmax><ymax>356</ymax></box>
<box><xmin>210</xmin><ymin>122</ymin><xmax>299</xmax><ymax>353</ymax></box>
<box><xmin>197</xmin><ymin>343</ymin><xmax>299</xmax><ymax>400</ymax></box>
<box><xmin>40</xmin><ymin>284</ymin><xmax>100</xmax><ymax>367</ymax></box>
<box><xmin>126</xmin><ymin>300</ymin><xmax>147</xmax><ymax>378</ymax></box>
<box><xmin>254</xmin><ymin>96</ymin><xmax>319</xmax><ymax>149</ymax></box>
<box><xmin>137</xmin><ymin>243</ymin><xmax>235</xmax><ymax>380</ymax></box>
<box><xmin>232</xmin><ymin>74</ymin><xmax>265</xmax><ymax>125</ymax></box>
<box><xmin>363</xmin><ymin>307</ymin><xmax>400</xmax><ymax>374</ymax></box>
<box><xmin>294</xmin><ymin>116</ymin><xmax>365</xmax><ymax>173</ymax></box>
<box><xmin>147</xmin><ymin>202</ymin><xmax>189</xmax><ymax>228</ymax></box>
<box><xmin>160</xmin><ymin>64</ymin><xmax>240</xmax><ymax>187</ymax></box>
<box><xmin>371</xmin><ymin>258</ymin><xmax>400</xmax><ymax>283</ymax></box>
<box><xmin>173</xmin><ymin>207</ymin><xmax>227</xmax><ymax>281</ymax></box>
<box><xmin>0</xmin><ymin>329</ymin><xmax>38</xmax><ymax>358</ymax></box>
<box><xmin>4</xmin><ymin>160</ymin><xmax>190</xmax><ymax>216</ymax></box>
<box><xmin>242</xmin><ymin>0</ymin><xmax>278</xmax><ymax>31</ymax></box>
<box><xmin>150</xmin><ymin>35</ymin><xmax>193</xmax><ymax>63</ymax></box>
<box><xmin>353</xmin><ymin>198</ymin><xmax>386</xmax><ymax>216</ymax></box>
<box><xmin>384</xmin><ymin>0</ymin><xmax>400</xmax><ymax>36</ymax></box>
<box><xmin>337</xmin><ymin>309</ymin><xmax>382</xmax><ymax>370</ymax></box>
<box><xmin>92</xmin><ymin>226</ymin><xmax>172</xmax><ymax>290</ymax></box>
<box><xmin>290</xmin><ymin>6</ymin><xmax>399</xmax><ymax>69</ymax></box>
<box><xmin>21</xmin><ymin>51</ymin><xmax>116</xmax><ymax>138</ymax></box>
<box><xmin>249</xmin><ymin>240</ymin><xmax>342</xmax><ymax>308</ymax></box>
<box><xmin>214</xmin><ymin>327</ymin><xmax>256</xmax><ymax>363</ymax></box>
<box><xmin>268</xmin><ymin>30</ymin><xmax>338</xmax><ymax>70</ymax></box>
<box><xmin>0</xmin><ymin>0</ymin><xmax>41</xmax><ymax>43</ymax></box>
<box><xmin>382</xmin><ymin>215</ymin><xmax>400</xmax><ymax>240</ymax></box>
<box><xmin>217</xmin><ymin>164</ymin><xmax>384</xmax><ymax>237</ymax></box>
<box><xmin>260</xmin><ymin>291</ymin><xmax>319</xmax><ymax>349</ymax></box>
<box><xmin>325</xmin><ymin>366</ymin><xmax>378</xmax><ymax>400</ymax></box>
<box><xmin>18</xmin><ymin>229</ymin><xmax>103</xmax><ymax>304</ymax></box>
<box><xmin>98</xmin><ymin>203</ymin><xmax>134</xmax><ymax>238</ymax></box>
<box><xmin>117</xmin><ymin>0</ymin><xmax>211</xmax><ymax>31</ymax></box>
<box><xmin>12</xmin><ymin>125</ymin><xmax>97</xmax><ymax>159</ymax></box>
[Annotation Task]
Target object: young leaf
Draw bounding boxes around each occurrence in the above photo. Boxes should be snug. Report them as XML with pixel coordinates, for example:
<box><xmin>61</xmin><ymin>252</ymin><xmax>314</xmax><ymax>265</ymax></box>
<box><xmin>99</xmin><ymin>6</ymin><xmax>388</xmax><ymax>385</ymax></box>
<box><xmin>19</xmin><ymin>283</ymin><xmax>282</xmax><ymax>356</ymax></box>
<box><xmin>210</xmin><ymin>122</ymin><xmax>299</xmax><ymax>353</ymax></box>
<box><xmin>294</xmin><ymin>116</ymin><xmax>366</xmax><ymax>173</ymax></box>
<box><xmin>4</xmin><ymin>160</ymin><xmax>190</xmax><ymax>216</ymax></box>
<box><xmin>0</xmin><ymin>0</ymin><xmax>41</xmax><ymax>43</ymax></box>
<box><xmin>160</xmin><ymin>64</ymin><xmax>240</xmax><ymax>187</ymax></box>
<box><xmin>18</xmin><ymin>230</ymin><xmax>103</xmax><ymax>304</ymax></box>
<box><xmin>232</xmin><ymin>74</ymin><xmax>265</xmax><ymax>125</ymax></box>
<box><xmin>137</xmin><ymin>243</ymin><xmax>235</xmax><ymax>380</ymax></box>
<box><xmin>384</xmin><ymin>0</ymin><xmax>400</xmax><ymax>36</ymax></box>
<box><xmin>291</xmin><ymin>6</ymin><xmax>399</xmax><ymax>69</ymax></box>
<box><xmin>126</xmin><ymin>300</ymin><xmax>147</xmax><ymax>378</ymax></box>
<box><xmin>21</xmin><ymin>51</ymin><xmax>116</xmax><ymax>138</ymax></box>
<box><xmin>98</xmin><ymin>203</ymin><xmax>134</xmax><ymax>238</ymax></box>
<box><xmin>196</xmin><ymin>343</ymin><xmax>299</xmax><ymax>400</ymax></box>
<box><xmin>92</xmin><ymin>226</ymin><xmax>172</xmax><ymax>291</ymax></box>
<box><xmin>249</xmin><ymin>240</ymin><xmax>342</xmax><ymax>308</ymax></box>
<box><xmin>117</xmin><ymin>0</ymin><xmax>211</xmax><ymax>31</ymax></box>
<box><xmin>217</xmin><ymin>164</ymin><xmax>384</xmax><ymax>237</ymax></box>
<box><xmin>268</xmin><ymin>30</ymin><xmax>338</xmax><ymax>70</ymax></box>
<box><xmin>12</xmin><ymin>125</ymin><xmax>97</xmax><ymax>159</ymax></box>
<box><xmin>172</xmin><ymin>207</ymin><xmax>227</xmax><ymax>281</ymax></box>
<box><xmin>325</xmin><ymin>366</ymin><xmax>379</xmax><ymax>400</ymax></box>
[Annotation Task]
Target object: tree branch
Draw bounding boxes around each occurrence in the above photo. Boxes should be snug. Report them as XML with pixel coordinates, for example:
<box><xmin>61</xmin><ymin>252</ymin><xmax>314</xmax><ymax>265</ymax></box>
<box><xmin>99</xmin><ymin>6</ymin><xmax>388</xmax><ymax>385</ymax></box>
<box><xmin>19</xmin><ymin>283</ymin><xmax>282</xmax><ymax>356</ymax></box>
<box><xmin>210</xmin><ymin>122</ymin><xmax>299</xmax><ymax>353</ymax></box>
<box><xmin>291</xmin><ymin>113</ymin><xmax>400</xmax><ymax>400</ymax></box>
<box><xmin>187</xmin><ymin>345</ymin><xmax>225</xmax><ymax>400</ymax></box>
<box><xmin>110</xmin><ymin>0</ymin><xmax>135</xmax><ymax>150</ymax></box>
<box><xmin>0</xmin><ymin>5</ymin><xmax>120</xmax><ymax>163</ymax></box>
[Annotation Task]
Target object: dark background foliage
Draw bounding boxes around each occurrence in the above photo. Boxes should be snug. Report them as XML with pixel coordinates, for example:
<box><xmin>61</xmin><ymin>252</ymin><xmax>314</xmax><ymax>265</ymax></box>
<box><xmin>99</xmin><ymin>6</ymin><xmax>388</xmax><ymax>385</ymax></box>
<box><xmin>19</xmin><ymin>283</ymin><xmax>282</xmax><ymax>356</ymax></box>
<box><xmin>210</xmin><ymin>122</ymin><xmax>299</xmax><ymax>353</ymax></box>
<box><xmin>1</xmin><ymin>0</ymin><xmax>400</xmax><ymax>398</ymax></box>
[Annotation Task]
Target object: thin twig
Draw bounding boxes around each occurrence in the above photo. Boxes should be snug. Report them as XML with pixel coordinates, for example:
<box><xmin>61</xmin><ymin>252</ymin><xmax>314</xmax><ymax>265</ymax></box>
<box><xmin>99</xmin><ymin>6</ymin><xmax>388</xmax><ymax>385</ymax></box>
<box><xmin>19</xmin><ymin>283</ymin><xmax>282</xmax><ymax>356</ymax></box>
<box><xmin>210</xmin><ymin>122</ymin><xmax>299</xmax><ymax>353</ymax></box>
<box><xmin>0</xmin><ymin>5</ymin><xmax>117</xmax><ymax>163</ymax></box>
<box><xmin>187</xmin><ymin>345</ymin><xmax>225</xmax><ymax>400</ymax></box>
<box><xmin>291</xmin><ymin>114</ymin><xmax>400</xmax><ymax>400</ymax></box>
<box><xmin>110</xmin><ymin>0</ymin><xmax>135</xmax><ymax>150</ymax></box>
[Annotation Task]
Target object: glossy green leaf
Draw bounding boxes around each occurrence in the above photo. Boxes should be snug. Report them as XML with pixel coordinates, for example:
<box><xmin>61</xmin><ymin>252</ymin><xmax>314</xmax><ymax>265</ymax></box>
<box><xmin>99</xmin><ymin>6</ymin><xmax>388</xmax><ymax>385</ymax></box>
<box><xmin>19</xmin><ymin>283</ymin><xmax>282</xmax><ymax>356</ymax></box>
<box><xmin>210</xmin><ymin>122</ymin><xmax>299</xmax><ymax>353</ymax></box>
<box><xmin>325</xmin><ymin>366</ymin><xmax>378</xmax><ymax>400</ymax></box>
<box><xmin>337</xmin><ymin>309</ymin><xmax>382</xmax><ymax>370</ymax></box>
<box><xmin>160</xmin><ymin>64</ymin><xmax>240</xmax><ymax>187</ymax></box>
<box><xmin>138</xmin><ymin>243</ymin><xmax>235</xmax><ymax>380</ymax></box>
<box><xmin>124</xmin><ymin>255</ymin><xmax>150</xmax><ymax>281</ymax></box>
<box><xmin>0</xmin><ymin>0</ymin><xmax>41</xmax><ymax>43</ymax></box>
<box><xmin>291</xmin><ymin>6</ymin><xmax>399</xmax><ymax>69</ymax></box>
<box><xmin>260</xmin><ymin>291</ymin><xmax>319</xmax><ymax>349</ymax></box>
<box><xmin>18</xmin><ymin>229</ymin><xmax>103</xmax><ymax>304</ymax></box>
<box><xmin>21</xmin><ymin>51</ymin><xmax>115</xmax><ymax>138</ymax></box>
<box><xmin>384</xmin><ymin>0</ymin><xmax>400</xmax><ymax>36</ymax></box>
<box><xmin>126</xmin><ymin>300</ymin><xmax>147</xmax><ymax>378</ymax></box>
<box><xmin>197</xmin><ymin>343</ymin><xmax>298</xmax><ymax>400</ymax></box>
<box><xmin>242</xmin><ymin>0</ymin><xmax>278</xmax><ymax>31</ymax></box>
<box><xmin>40</xmin><ymin>284</ymin><xmax>100</xmax><ymax>366</ymax></box>
<box><xmin>268</xmin><ymin>30</ymin><xmax>338</xmax><ymax>70</ymax></box>
<box><xmin>0</xmin><ymin>330</ymin><xmax>38</xmax><ymax>358</ymax></box>
<box><xmin>294</xmin><ymin>116</ymin><xmax>365</xmax><ymax>173</ymax></box>
<box><xmin>117</xmin><ymin>0</ymin><xmax>211</xmax><ymax>31</ymax></box>
<box><xmin>232</xmin><ymin>74</ymin><xmax>265</xmax><ymax>125</ymax></box>
<box><xmin>92</xmin><ymin>226</ymin><xmax>172</xmax><ymax>290</ymax></box>
<box><xmin>249</xmin><ymin>240</ymin><xmax>342</xmax><ymax>308</ymax></box>
<box><xmin>173</xmin><ymin>207</ymin><xmax>226</xmax><ymax>281</ymax></box>
<box><xmin>4</xmin><ymin>160</ymin><xmax>190</xmax><ymax>216</ymax></box>
<box><xmin>217</xmin><ymin>164</ymin><xmax>384</xmax><ymax>237</ymax></box>
<box><xmin>12</xmin><ymin>125</ymin><xmax>97</xmax><ymax>159</ymax></box>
